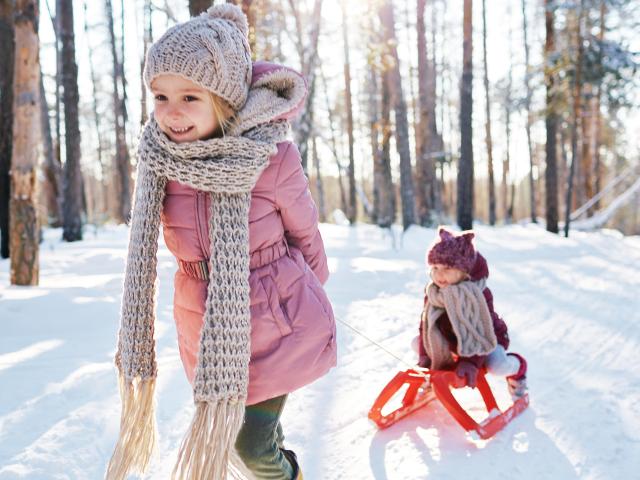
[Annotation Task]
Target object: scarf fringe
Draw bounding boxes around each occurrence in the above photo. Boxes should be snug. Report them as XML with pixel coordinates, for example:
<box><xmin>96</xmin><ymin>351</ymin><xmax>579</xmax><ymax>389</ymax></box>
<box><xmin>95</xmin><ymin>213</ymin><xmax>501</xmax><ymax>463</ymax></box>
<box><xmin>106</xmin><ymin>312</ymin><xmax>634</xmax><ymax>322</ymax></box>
<box><xmin>172</xmin><ymin>400</ymin><xmax>254</xmax><ymax>480</ymax></box>
<box><xmin>105</xmin><ymin>375</ymin><xmax>158</xmax><ymax>480</ymax></box>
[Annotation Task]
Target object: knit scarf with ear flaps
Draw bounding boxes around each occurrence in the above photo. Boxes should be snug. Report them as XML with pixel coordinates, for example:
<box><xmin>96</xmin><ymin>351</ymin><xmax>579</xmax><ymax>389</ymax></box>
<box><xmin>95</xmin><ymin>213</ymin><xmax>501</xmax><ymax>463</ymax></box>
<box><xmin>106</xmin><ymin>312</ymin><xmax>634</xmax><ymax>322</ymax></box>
<box><xmin>421</xmin><ymin>279</ymin><xmax>498</xmax><ymax>371</ymax></box>
<box><xmin>106</xmin><ymin>67</ymin><xmax>306</xmax><ymax>480</ymax></box>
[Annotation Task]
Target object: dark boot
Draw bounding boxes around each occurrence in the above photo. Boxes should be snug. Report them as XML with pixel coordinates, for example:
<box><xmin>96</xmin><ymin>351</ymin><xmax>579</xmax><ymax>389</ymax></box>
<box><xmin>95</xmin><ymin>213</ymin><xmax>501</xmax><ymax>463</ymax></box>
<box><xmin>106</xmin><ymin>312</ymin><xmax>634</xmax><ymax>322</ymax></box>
<box><xmin>281</xmin><ymin>448</ymin><xmax>303</xmax><ymax>480</ymax></box>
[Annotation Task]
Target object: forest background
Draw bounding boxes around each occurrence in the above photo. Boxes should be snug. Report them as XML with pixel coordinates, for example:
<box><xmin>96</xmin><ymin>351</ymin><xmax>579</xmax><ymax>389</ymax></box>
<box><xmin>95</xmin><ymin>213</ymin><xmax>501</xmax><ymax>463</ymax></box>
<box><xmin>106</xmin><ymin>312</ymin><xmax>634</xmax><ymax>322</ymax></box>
<box><xmin>0</xmin><ymin>0</ymin><xmax>638</xmax><ymax>286</ymax></box>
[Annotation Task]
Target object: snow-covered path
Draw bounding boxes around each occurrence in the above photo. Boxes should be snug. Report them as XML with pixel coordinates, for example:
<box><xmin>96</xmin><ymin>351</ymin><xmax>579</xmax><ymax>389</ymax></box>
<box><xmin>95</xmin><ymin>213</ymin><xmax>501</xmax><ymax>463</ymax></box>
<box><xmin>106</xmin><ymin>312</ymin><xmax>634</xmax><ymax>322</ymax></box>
<box><xmin>1</xmin><ymin>224</ymin><xmax>639</xmax><ymax>479</ymax></box>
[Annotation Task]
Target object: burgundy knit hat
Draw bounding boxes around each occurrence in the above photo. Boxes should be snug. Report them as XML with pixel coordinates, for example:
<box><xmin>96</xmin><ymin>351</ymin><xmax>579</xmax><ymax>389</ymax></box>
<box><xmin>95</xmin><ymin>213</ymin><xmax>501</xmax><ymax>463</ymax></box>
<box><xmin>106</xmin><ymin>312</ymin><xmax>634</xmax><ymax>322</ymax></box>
<box><xmin>426</xmin><ymin>227</ymin><xmax>477</xmax><ymax>274</ymax></box>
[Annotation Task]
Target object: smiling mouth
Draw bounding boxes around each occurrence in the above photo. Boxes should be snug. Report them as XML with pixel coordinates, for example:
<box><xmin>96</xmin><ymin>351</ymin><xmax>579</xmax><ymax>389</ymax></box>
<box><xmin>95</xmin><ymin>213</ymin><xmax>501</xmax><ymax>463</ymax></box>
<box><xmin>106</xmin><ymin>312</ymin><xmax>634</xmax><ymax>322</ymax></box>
<box><xmin>169</xmin><ymin>126</ymin><xmax>194</xmax><ymax>135</ymax></box>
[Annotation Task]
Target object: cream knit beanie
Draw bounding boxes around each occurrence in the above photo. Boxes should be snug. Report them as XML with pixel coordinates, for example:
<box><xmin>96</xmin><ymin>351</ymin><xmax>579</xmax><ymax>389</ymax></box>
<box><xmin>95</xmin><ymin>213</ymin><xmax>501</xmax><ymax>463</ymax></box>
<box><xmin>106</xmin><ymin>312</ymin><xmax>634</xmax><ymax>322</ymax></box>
<box><xmin>144</xmin><ymin>4</ymin><xmax>252</xmax><ymax>111</ymax></box>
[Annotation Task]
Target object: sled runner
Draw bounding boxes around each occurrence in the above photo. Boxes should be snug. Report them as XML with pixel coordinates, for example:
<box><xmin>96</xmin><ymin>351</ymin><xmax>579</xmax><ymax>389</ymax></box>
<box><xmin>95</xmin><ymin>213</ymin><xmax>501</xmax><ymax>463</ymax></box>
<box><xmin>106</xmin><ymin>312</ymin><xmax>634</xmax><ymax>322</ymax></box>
<box><xmin>368</xmin><ymin>368</ymin><xmax>529</xmax><ymax>439</ymax></box>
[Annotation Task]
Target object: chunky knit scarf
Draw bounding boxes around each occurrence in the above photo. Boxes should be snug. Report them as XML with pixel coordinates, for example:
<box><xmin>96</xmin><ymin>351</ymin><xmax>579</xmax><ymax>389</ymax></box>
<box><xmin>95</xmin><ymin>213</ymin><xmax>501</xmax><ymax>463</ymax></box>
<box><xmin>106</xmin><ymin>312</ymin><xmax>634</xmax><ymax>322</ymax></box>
<box><xmin>421</xmin><ymin>279</ymin><xmax>497</xmax><ymax>370</ymax></box>
<box><xmin>107</xmin><ymin>67</ymin><xmax>305</xmax><ymax>480</ymax></box>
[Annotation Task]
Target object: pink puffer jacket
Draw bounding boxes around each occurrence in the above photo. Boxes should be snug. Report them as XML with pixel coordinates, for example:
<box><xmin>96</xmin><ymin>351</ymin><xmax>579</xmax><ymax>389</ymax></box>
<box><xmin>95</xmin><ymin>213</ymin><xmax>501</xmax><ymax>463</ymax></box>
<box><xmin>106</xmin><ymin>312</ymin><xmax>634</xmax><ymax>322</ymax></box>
<box><xmin>160</xmin><ymin>63</ymin><xmax>336</xmax><ymax>405</ymax></box>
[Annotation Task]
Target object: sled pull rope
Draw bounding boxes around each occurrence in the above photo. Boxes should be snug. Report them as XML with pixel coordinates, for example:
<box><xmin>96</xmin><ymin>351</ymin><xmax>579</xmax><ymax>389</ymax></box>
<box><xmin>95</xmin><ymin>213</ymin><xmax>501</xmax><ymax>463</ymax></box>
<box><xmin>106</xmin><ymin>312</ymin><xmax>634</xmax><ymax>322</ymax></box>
<box><xmin>336</xmin><ymin>316</ymin><xmax>427</xmax><ymax>374</ymax></box>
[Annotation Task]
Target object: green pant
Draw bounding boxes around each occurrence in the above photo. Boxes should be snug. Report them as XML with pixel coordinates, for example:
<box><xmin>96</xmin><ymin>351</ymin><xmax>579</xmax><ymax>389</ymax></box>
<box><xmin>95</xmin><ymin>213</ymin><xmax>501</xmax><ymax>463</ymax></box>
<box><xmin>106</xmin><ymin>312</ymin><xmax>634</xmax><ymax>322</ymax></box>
<box><xmin>235</xmin><ymin>395</ymin><xmax>295</xmax><ymax>480</ymax></box>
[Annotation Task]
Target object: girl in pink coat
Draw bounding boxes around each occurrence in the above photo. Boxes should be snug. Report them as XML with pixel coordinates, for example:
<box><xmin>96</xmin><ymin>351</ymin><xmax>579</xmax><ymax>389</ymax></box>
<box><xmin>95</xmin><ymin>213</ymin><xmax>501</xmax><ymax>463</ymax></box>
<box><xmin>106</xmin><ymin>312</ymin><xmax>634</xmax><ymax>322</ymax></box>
<box><xmin>161</xmin><ymin>62</ymin><xmax>336</xmax><ymax>478</ymax></box>
<box><xmin>109</xmin><ymin>6</ymin><xmax>334</xmax><ymax>480</ymax></box>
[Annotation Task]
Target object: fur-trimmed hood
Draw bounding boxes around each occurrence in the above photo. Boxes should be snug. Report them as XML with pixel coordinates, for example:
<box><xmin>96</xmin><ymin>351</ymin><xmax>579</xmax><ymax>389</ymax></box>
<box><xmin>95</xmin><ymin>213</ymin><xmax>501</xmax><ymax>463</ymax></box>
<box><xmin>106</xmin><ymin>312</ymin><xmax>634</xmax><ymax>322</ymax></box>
<box><xmin>230</xmin><ymin>61</ymin><xmax>308</xmax><ymax>135</ymax></box>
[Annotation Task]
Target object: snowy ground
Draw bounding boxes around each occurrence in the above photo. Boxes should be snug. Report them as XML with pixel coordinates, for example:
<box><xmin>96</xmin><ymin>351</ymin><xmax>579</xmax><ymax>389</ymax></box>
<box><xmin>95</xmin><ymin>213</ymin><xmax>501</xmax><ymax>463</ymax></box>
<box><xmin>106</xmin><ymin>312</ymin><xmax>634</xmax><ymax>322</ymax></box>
<box><xmin>1</xmin><ymin>223</ymin><xmax>639</xmax><ymax>480</ymax></box>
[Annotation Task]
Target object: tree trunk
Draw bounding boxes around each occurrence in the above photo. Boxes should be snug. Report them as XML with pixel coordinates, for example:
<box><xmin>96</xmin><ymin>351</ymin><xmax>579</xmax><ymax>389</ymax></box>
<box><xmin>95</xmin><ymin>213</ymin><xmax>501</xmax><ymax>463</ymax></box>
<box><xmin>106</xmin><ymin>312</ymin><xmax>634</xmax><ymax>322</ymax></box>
<box><xmin>368</xmin><ymin>42</ymin><xmax>380</xmax><ymax>224</ymax></box>
<box><xmin>482</xmin><ymin>0</ymin><xmax>496</xmax><ymax>225</ymax></box>
<box><xmin>522</xmin><ymin>0</ymin><xmax>537</xmax><ymax>223</ymax></box>
<box><xmin>341</xmin><ymin>0</ymin><xmax>356</xmax><ymax>223</ymax></box>
<box><xmin>311</xmin><ymin>135</ymin><xmax>326</xmax><ymax>223</ymax></box>
<box><xmin>39</xmin><ymin>67</ymin><xmax>62</xmax><ymax>226</ymax></box>
<box><xmin>415</xmin><ymin>0</ymin><xmax>437</xmax><ymax>226</ymax></box>
<box><xmin>290</xmin><ymin>0</ymin><xmax>323</xmax><ymax>172</ymax></box>
<box><xmin>58</xmin><ymin>0</ymin><xmax>83</xmax><ymax>241</ymax></box>
<box><xmin>503</xmin><ymin>33</ymin><xmax>514</xmax><ymax>224</ymax></box>
<box><xmin>0</xmin><ymin>0</ymin><xmax>15</xmax><ymax>259</ymax></box>
<box><xmin>380</xmin><ymin>0</ymin><xmax>415</xmax><ymax>229</ymax></box>
<box><xmin>564</xmin><ymin>2</ymin><xmax>584</xmax><ymax>237</ymax></box>
<box><xmin>106</xmin><ymin>0</ymin><xmax>131</xmax><ymax>223</ymax></box>
<box><xmin>119</xmin><ymin>0</ymin><xmax>128</xmax><ymax>128</ymax></box>
<box><xmin>559</xmin><ymin>122</ymin><xmax>568</xmax><ymax>212</ymax></box>
<box><xmin>189</xmin><ymin>0</ymin><xmax>210</xmax><ymax>16</ymax></box>
<box><xmin>83</xmin><ymin>0</ymin><xmax>108</xmax><ymax>219</ymax></box>
<box><xmin>544</xmin><ymin>0</ymin><xmax>559</xmax><ymax>233</ymax></box>
<box><xmin>581</xmin><ymin>84</ymin><xmax>594</xmax><ymax>216</ymax></box>
<box><xmin>52</xmin><ymin>4</ymin><xmax>62</xmax><ymax>195</ymax></box>
<box><xmin>457</xmin><ymin>0</ymin><xmax>474</xmax><ymax>230</ymax></box>
<box><xmin>427</xmin><ymin>1</ymin><xmax>442</xmax><ymax>213</ymax></box>
<box><xmin>320</xmin><ymin>65</ymin><xmax>348</xmax><ymax>216</ymax></box>
<box><xmin>10</xmin><ymin>0</ymin><xmax>39</xmax><ymax>284</ymax></box>
<box><xmin>377</xmin><ymin>68</ymin><xmax>396</xmax><ymax>228</ymax></box>
<box><xmin>593</xmin><ymin>2</ymin><xmax>605</xmax><ymax>212</ymax></box>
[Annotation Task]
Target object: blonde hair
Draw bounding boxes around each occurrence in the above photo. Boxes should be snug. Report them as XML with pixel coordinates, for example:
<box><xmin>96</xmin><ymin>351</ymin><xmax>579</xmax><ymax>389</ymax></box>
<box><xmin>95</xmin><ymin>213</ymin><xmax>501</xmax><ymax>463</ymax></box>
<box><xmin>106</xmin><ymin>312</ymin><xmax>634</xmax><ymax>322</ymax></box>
<box><xmin>210</xmin><ymin>93</ymin><xmax>235</xmax><ymax>136</ymax></box>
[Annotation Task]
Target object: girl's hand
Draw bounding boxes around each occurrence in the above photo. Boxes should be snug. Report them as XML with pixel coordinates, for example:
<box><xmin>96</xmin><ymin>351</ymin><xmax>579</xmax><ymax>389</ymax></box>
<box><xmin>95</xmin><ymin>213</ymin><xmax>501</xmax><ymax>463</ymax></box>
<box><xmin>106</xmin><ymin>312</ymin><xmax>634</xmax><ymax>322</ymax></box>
<box><xmin>455</xmin><ymin>361</ymin><xmax>479</xmax><ymax>388</ymax></box>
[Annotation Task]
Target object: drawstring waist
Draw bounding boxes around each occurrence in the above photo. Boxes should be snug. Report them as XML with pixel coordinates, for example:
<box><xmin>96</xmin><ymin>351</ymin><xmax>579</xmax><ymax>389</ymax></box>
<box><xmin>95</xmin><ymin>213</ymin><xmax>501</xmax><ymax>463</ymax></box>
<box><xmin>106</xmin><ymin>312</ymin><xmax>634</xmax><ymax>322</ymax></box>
<box><xmin>178</xmin><ymin>238</ymin><xmax>290</xmax><ymax>281</ymax></box>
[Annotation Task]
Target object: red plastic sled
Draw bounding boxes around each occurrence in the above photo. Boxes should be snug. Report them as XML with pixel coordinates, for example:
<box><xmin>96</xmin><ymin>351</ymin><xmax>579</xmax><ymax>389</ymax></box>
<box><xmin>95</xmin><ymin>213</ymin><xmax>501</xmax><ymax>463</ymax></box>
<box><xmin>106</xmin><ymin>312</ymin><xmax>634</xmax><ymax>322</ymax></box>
<box><xmin>368</xmin><ymin>368</ymin><xmax>529</xmax><ymax>439</ymax></box>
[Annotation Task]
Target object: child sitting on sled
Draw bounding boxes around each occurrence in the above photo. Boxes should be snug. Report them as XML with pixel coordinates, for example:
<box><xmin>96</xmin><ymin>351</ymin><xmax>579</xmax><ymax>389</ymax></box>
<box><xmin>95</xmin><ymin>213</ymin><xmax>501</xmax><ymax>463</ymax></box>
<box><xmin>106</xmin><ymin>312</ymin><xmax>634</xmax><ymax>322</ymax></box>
<box><xmin>415</xmin><ymin>227</ymin><xmax>527</xmax><ymax>399</ymax></box>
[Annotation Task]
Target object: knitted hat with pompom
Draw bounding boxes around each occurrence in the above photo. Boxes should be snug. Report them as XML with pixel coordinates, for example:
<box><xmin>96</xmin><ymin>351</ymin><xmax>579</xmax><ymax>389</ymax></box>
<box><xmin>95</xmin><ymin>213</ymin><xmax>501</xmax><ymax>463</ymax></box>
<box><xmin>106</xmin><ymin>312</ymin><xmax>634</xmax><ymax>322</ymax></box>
<box><xmin>144</xmin><ymin>4</ymin><xmax>252</xmax><ymax>111</ymax></box>
<box><xmin>426</xmin><ymin>227</ymin><xmax>477</xmax><ymax>274</ymax></box>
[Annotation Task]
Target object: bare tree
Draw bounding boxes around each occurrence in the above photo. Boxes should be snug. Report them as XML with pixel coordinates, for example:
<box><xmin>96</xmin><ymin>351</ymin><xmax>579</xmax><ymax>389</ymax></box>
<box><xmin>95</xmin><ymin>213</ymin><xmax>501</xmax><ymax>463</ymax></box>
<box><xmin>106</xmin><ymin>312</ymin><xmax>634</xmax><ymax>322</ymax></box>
<box><xmin>43</xmin><ymin>0</ymin><xmax>63</xmax><ymax>183</ymax></box>
<box><xmin>592</xmin><ymin>1</ymin><xmax>605</xmax><ymax>211</ymax></box>
<box><xmin>380</xmin><ymin>0</ymin><xmax>415</xmax><ymax>229</ymax></box>
<box><xmin>106</xmin><ymin>0</ymin><xmax>131</xmax><ymax>223</ymax></box>
<box><xmin>319</xmin><ymin>66</ymin><xmax>348</xmax><ymax>216</ymax></box>
<box><xmin>289</xmin><ymin>0</ymin><xmax>323</xmax><ymax>171</ymax></box>
<box><xmin>544</xmin><ymin>0</ymin><xmax>559</xmax><ymax>233</ymax></box>
<box><xmin>482</xmin><ymin>0</ymin><xmax>496</xmax><ymax>225</ymax></box>
<box><xmin>367</xmin><ymin>14</ymin><xmax>395</xmax><ymax>229</ymax></box>
<box><xmin>429</xmin><ymin>0</ymin><xmax>444</xmax><ymax>214</ymax></box>
<box><xmin>0</xmin><ymin>0</ymin><xmax>15</xmax><ymax>259</ymax></box>
<box><xmin>522</xmin><ymin>0</ymin><xmax>537</xmax><ymax>223</ymax></box>
<box><xmin>10</xmin><ymin>0</ymin><xmax>40</xmax><ymax>284</ymax></box>
<box><xmin>39</xmin><ymin>68</ymin><xmax>62</xmax><ymax>226</ymax></box>
<box><xmin>564</xmin><ymin>1</ymin><xmax>585</xmax><ymax>237</ymax></box>
<box><xmin>58</xmin><ymin>0</ymin><xmax>83</xmax><ymax>241</ymax></box>
<box><xmin>501</xmin><ymin>3</ymin><xmax>515</xmax><ymax>223</ymax></box>
<box><xmin>457</xmin><ymin>0</ymin><xmax>474</xmax><ymax>230</ymax></box>
<box><xmin>83</xmin><ymin>0</ymin><xmax>108</xmax><ymax>218</ymax></box>
<box><xmin>340</xmin><ymin>0</ymin><xmax>356</xmax><ymax>223</ymax></box>
<box><xmin>377</xmin><ymin>67</ymin><xmax>396</xmax><ymax>228</ymax></box>
<box><xmin>415</xmin><ymin>0</ymin><xmax>438</xmax><ymax>226</ymax></box>
<box><xmin>311</xmin><ymin>135</ymin><xmax>326</xmax><ymax>222</ymax></box>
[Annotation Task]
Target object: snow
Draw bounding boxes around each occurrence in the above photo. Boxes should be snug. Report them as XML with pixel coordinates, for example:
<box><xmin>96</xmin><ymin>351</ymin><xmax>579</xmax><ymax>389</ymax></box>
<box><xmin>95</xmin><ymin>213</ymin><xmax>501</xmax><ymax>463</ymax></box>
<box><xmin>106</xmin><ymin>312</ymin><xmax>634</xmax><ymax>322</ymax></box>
<box><xmin>1</xmin><ymin>223</ymin><xmax>639</xmax><ymax>480</ymax></box>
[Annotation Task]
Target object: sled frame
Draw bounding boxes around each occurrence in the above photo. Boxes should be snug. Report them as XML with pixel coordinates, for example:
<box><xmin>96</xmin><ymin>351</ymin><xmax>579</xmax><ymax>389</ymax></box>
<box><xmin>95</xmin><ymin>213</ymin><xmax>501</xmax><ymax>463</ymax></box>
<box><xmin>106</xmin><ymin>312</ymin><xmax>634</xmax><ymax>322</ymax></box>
<box><xmin>368</xmin><ymin>368</ymin><xmax>529</xmax><ymax>439</ymax></box>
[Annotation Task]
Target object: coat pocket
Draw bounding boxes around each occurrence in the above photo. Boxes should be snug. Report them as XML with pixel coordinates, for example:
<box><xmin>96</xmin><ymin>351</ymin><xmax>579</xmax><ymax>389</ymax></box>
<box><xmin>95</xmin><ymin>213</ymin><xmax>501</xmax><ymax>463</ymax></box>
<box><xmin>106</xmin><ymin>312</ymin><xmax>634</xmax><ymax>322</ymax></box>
<box><xmin>259</xmin><ymin>276</ymin><xmax>293</xmax><ymax>337</ymax></box>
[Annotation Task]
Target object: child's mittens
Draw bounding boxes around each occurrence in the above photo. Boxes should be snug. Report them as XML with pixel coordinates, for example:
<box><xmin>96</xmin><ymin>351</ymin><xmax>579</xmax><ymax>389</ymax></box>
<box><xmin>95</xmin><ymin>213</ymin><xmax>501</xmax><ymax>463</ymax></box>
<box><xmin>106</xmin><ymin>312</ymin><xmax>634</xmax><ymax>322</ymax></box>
<box><xmin>455</xmin><ymin>360</ymin><xmax>479</xmax><ymax>388</ymax></box>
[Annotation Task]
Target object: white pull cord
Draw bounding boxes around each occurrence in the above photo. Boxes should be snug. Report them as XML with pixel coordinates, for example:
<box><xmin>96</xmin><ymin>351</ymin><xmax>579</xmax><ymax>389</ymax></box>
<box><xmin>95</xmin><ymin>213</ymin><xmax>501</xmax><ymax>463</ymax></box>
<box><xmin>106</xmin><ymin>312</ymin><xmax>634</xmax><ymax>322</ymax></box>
<box><xmin>335</xmin><ymin>315</ymin><xmax>428</xmax><ymax>375</ymax></box>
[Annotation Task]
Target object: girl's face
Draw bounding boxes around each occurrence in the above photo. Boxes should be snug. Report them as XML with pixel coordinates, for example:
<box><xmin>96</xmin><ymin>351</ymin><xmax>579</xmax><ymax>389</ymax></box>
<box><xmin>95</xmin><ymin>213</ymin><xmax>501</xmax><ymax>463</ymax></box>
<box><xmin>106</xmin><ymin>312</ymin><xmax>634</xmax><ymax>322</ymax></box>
<box><xmin>430</xmin><ymin>264</ymin><xmax>468</xmax><ymax>288</ymax></box>
<box><xmin>151</xmin><ymin>74</ymin><xmax>225</xmax><ymax>143</ymax></box>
